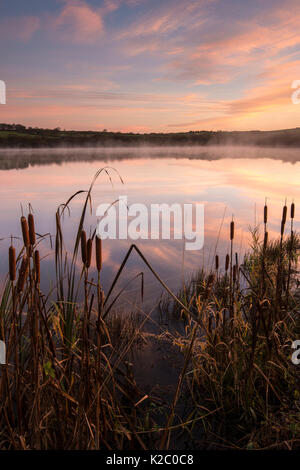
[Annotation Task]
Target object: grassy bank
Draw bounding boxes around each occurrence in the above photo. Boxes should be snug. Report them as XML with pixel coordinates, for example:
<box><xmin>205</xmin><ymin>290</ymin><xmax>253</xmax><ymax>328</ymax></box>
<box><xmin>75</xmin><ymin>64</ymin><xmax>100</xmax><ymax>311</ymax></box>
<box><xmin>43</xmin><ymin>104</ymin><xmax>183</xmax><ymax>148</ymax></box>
<box><xmin>0</xmin><ymin>171</ymin><xmax>299</xmax><ymax>449</ymax></box>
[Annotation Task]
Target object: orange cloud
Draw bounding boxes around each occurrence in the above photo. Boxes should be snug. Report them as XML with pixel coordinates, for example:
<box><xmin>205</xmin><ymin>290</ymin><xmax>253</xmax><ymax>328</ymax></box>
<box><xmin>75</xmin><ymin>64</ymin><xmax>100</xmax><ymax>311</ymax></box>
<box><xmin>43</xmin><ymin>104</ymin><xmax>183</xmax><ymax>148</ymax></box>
<box><xmin>168</xmin><ymin>55</ymin><xmax>300</xmax><ymax>130</ymax></box>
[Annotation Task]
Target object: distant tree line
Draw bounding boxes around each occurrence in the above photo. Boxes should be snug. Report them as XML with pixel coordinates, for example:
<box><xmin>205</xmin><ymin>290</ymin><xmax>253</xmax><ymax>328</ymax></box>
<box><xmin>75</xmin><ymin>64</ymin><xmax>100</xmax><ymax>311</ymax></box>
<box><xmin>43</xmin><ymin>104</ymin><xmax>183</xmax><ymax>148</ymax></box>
<box><xmin>1</xmin><ymin>123</ymin><xmax>300</xmax><ymax>148</ymax></box>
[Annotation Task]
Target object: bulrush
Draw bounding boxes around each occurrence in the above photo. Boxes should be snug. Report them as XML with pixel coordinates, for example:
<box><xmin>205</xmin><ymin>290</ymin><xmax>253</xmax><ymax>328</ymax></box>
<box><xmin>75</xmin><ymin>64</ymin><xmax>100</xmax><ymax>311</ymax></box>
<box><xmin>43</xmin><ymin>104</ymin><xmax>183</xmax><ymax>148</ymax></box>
<box><xmin>95</xmin><ymin>236</ymin><xmax>102</xmax><ymax>272</ymax></box>
<box><xmin>21</xmin><ymin>216</ymin><xmax>30</xmax><ymax>248</ymax></box>
<box><xmin>81</xmin><ymin>230</ymin><xmax>87</xmax><ymax>265</ymax></box>
<box><xmin>282</xmin><ymin>204</ymin><xmax>287</xmax><ymax>225</ymax></box>
<box><xmin>225</xmin><ymin>254</ymin><xmax>229</xmax><ymax>272</ymax></box>
<box><xmin>215</xmin><ymin>255</ymin><xmax>219</xmax><ymax>271</ymax></box>
<box><xmin>17</xmin><ymin>255</ymin><xmax>29</xmax><ymax>293</ymax></box>
<box><xmin>86</xmin><ymin>239</ymin><xmax>92</xmax><ymax>269</ymax></box>
<box><xmin>291</xmin><ymin>202</ymin><xmax>295</xmax><ymax>219</ymax></box>
<box><xmin>230</xmin><ymin>220</ymin><xmax>235</xmax><ymax>241</ymax></box>
<box><xmin>9</xmin><ymin>245</ymin><xmax>16</xmax><ymax>282</ymax></box>
<box><xmin>28</xmin><ymin>213</ymin><xmax>36</xmax><ymax>245</ymax></box>
<box><xmin>281</xmin><ymin>204</ymin><xmax>287</xmax><ymax>237</ymax></box>
<box><xmin>264</xmin><ymin>203</ymin><xmax>268</xmax><ymax>225</ymax></box>
<box><xmin>34</xmin><ymin>250</ymin><xmax>40</xmax><ymax>284</ymax></box>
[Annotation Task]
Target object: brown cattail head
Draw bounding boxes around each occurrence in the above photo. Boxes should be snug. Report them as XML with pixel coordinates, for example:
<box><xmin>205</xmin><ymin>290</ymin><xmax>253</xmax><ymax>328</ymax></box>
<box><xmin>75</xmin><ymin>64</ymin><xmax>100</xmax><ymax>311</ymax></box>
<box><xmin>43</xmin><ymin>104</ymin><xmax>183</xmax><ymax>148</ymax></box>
<box><xmin>34</xmin><ymin>250</ymin><xmax>40</xmax><ymax>284</ymax></box>
<box><xmin>86</xmin><ymin>238</ymin><xmax>92</xmax><ymax>269</ymax></box>
<box><xmin>263</xmin><ymin>231</ymin><xmax>268</xmax><ymax>250</ymax></box>
<box><xmin>235</xmin><ymin>252</ymin><xmax>238</xmax><ymax>266</ymax></box>
<box><xmin>264</xmin><ymin>204</ymin><xmax>268</xmax><ymax>224</ymax></box>
<box><xmin>291</xmin><ymin>202</ymin><xmax>295</xmax><ymax>219</ymax></box>
<box><xmin>28</xmin><ymin>213</ymin><xmax>36</xmax><ymax>245</ymax></box>
<box><xmin>215</xmin><ymin>254</ymin><xmax>219</xmax><ymax>271</ymax></box>
<box><xmin>95</xmin><ymin>236</ymin><xmax>102</xmax><ymax>272</ymax></box>
<box><xmin>9</xmin><ymin>246</ymin><xmax>16</xmax><ymax>282</ymax></box>
<box><xmin>225</xmin><ymin>254</ymin><xmax>230</xmax><ymax>271</ymax></box>
<box><xmin>17</xmin><ymin>255</ymin><xmax>29</xmax><ymax>293</ymax></box>
<box><xmin>282</xmin><ymin>205</ymin><xmax>287</xmax><ymax>225</ymax></box>
<box><xmin>280</xmin><ymin>204</ymin><xmax>287</xmax><ymax>237</ymax></box>
<box><xmin>230</xmin><ymin>221</ymin><xmax>234</xmax><ymax>241</ymax></box>
<box><xmin>21</xmin><ymin>216</ymin><xmax>30</xmax><ymax>248</ymax></box>
<box><xmin>81</xmin><ymin>230</ymin><xmax>87</xmax><ymax>265</ymax></box>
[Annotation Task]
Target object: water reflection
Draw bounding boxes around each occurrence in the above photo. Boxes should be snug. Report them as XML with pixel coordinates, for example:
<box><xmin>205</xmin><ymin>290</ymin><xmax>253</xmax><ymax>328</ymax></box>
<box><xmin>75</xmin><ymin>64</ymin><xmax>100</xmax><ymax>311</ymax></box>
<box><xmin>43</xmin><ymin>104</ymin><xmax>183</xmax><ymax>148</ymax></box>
<box><xmin>0</xmin><ymin>147</ymin><xmax>299</xmax><ymax>306</ymax></box>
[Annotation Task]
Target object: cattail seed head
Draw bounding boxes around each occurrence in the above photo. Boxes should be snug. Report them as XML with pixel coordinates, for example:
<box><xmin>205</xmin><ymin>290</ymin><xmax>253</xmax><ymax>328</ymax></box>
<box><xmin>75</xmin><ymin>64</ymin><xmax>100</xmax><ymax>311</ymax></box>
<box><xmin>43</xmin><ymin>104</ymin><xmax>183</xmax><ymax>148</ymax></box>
<box><xmin>21</xmin><ymin>216</ymin><xmax>30</xmax><ymax>248</ymax></box>
<box><xmin>81</xmin><ymin>230</ymin><xmax>87</xmax><ymax>265</ymax></box>
<box><xmin>34</xmin><ymin>250</ymin><xmax>40</xmax><ymax>284</ymax></box>
<box><xmin>225</xmin><ymin>254</ymin><xmax>230</xmax><ymax>271</ymax></box>
<box><xmin>95</xmin><ymin>236</ymin><xmax>102</xmax><ymax>272</ymax></box>
<box><xmin>215</xmin><ymin>255</ymin><xmax>219</xmax><ymax>271</ymax></box>
<box><xmin>230</xmin><ymin>221</ymin><xmax>234</xmax><ymax>240</ymax></box>
<box><xmin>291</xmin><ymin>202</ymin><xmax>295</xmax><ymax>219</ymax></box>
<box><xmin>264</xmin><ymin>205</ymin><xmax>268</xmax><ymax>224</ymax></box>
<box><xmin>9</xmin><ymin>246</ymin><xmax>16</xmax><ymax>282</ymax></box>
<box><xmin>86</xmin><ymin>238</ymin><xmax>92</xmax><ymax>269</ymax></box>
<box><xmin>17</xmin><ymin>255</ymin><xmax>29</xmax><ymax>293</ymax></box>
<box><xmin>28</xmin><ymin>213</ymin><xmax>36</xmax><ymax>245</ymax></box>
<box><xmin>282</xmin><ymin>205</ymin><xmax>287</xmax><ymax>225</ymax></box>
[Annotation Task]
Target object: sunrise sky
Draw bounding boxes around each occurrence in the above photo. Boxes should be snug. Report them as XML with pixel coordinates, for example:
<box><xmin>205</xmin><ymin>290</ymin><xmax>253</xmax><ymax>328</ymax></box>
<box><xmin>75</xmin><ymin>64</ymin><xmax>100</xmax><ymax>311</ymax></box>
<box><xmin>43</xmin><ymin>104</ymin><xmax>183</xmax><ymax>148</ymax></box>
<box><xmin>1</xmin><ymin>0</ymin><xmax>300</xmax><ymax>132</ymax></box>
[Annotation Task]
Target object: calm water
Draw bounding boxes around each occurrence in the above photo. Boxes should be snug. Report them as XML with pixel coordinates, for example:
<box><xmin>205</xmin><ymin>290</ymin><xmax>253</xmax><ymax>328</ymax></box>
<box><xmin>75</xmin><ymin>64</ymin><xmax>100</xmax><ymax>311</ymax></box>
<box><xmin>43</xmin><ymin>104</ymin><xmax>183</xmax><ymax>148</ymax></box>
<box><xmin>0</xmin><ymin>146</ymin><xmax>299</xmax><ymax>308</ymax></box>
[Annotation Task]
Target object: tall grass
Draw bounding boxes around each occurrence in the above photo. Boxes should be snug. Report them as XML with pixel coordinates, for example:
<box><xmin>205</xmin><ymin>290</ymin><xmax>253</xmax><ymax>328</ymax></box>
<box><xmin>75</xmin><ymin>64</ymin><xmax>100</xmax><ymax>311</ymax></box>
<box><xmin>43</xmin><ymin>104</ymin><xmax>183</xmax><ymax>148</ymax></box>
<box><xmin>0</xmin><ymin>173</ymin><xmax>299</xmax><ymax>449</ymax></box>
<box><xmin>168</xmin><ymin>202</ymin><xmax>300</xmax><ymax>449</ymax></box>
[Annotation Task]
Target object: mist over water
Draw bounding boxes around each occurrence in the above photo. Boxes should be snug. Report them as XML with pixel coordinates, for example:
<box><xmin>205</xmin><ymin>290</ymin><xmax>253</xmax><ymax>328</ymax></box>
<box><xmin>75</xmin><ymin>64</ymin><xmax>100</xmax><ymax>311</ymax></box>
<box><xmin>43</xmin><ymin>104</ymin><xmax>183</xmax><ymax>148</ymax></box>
<box><xmin>0</xmin><ymin>145</ymin><xmax>300</xmax><ymax>170</ymax></box>
<box><xmin>0</xmin><ymin>146</ymin><xmax>299</xmax><ymax>307</ymax></box>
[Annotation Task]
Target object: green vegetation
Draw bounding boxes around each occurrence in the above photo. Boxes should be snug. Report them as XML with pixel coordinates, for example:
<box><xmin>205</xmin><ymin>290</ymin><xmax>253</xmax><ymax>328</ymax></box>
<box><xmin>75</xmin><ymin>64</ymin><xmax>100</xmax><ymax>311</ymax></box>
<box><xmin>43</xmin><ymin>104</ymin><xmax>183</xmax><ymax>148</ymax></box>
<box><xmin>1</xmin><ymin>123</ymin><xmax>300</xmax><ymax>148</ymax></box>
<box><xmin>0</xmin><ymin>171</ymin><xmax>299</xmax><ymax>449</ymax></box>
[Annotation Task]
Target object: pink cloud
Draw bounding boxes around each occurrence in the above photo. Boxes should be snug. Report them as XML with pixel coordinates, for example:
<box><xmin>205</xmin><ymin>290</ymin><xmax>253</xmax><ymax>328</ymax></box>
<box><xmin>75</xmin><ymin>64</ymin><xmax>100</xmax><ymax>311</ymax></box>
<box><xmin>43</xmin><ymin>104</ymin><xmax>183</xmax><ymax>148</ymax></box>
<box><xmin>119</xmin><ymin>0</ymin><xmax>212</xmax><ymax>39</ymax></box>
<box><xmin>0</xmin><ymin>16</ymin><xmax>40</xmax><ymax>41</ymax></box>
<box><xmin>2</xmin><ymin>0</ymin><xmax>300</xmax><ymax>132</ymax></box>
<box><xmin>118</xmin><ymin>0</ymin><xmax>300</xmax><ymax>88</ymax></box>
<box><xmin>50</xmin><ymin>1</ymin><xmax>103</xmax><ymax>43</ymax></box>
<box><xmin>0</xmin><ymin>2</ymin><xmax>104</xmax><ymax>45</ymax></box>
<box><xmin>167</xmin><ymin>56</ymin><xmax>300</xmax><ymax>131</ymax></box>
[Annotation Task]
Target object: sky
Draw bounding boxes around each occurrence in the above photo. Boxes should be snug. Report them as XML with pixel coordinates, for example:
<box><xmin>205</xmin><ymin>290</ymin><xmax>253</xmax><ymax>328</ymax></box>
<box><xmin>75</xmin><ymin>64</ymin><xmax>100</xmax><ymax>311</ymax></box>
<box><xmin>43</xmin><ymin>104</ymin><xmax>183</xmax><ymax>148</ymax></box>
<box><xmin>0</xmin><ymin>0</ymin><xmax>300</xmax><ymax>132</ymax></box>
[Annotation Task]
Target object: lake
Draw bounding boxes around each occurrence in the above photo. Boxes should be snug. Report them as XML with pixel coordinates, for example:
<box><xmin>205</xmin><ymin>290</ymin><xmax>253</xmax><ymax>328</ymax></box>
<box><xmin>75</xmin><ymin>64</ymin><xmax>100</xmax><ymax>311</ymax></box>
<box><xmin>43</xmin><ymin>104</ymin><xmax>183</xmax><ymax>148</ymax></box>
<box><xmin>0</xmin><ymin>146</ymin><xmax>299</xmax><ymax>309</ymax></box>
